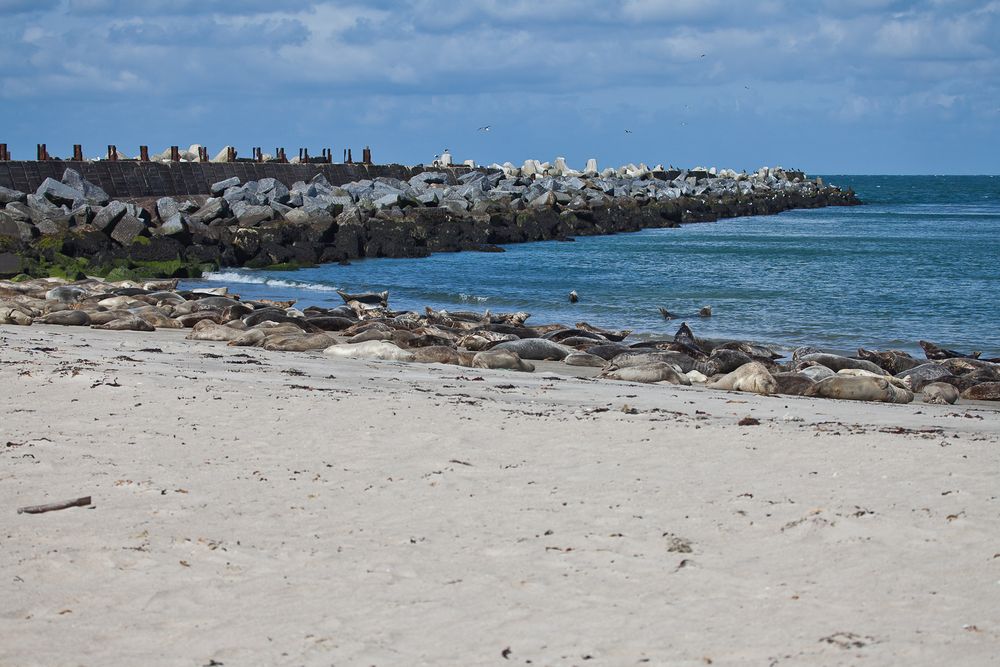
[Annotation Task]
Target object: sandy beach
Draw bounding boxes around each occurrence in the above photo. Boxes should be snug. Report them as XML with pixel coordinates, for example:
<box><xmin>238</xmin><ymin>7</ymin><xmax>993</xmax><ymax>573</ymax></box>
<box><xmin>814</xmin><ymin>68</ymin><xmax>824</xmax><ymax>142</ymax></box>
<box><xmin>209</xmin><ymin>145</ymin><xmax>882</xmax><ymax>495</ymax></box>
<box><xmin>2</xmin><ymin>323</ymin><xmax>999</xmax><ymax>665</ymax></box>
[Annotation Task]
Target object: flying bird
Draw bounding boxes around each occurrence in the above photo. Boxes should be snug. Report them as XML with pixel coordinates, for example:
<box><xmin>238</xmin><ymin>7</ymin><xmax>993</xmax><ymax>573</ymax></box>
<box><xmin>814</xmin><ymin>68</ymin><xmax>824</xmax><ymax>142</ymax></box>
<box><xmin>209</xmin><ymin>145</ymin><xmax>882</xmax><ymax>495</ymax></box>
<box><xmin>477</xmin><ymin>125</ymin><xmax>491</xmax><ymax>132</ymax></box>
<box><xmin>625</xmin><ymin>129</ymin><xmax>633</xmax><ymax>134</ymax></box>
<box><xmin>700</xmin><ymin>54</ymin><xmax>706</xmax><ymax>58</ymax></box>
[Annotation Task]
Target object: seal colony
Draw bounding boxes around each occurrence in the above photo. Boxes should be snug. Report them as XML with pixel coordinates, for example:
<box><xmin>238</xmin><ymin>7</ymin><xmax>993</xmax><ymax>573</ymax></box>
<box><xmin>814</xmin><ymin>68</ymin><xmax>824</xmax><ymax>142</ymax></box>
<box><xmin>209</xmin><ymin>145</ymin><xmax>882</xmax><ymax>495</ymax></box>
<box><xmin>0</xmin><ymin>162</ymin><xmax>858</xmax><ymax>281</ymax></box>
<box><xmin>3</xmin><ymin>276</ymin><xmax>997</xmax><ymax>405</ymax></box>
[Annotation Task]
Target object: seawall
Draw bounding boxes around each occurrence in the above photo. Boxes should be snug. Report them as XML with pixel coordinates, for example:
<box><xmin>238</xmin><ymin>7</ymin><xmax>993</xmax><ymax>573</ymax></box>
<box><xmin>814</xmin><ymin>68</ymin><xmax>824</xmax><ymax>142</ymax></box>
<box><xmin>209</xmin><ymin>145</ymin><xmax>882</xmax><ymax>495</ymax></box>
<box><xmin>0</xmin><ymin>161</ymin><xmax>472</xmax><ymax>199</ymax></box>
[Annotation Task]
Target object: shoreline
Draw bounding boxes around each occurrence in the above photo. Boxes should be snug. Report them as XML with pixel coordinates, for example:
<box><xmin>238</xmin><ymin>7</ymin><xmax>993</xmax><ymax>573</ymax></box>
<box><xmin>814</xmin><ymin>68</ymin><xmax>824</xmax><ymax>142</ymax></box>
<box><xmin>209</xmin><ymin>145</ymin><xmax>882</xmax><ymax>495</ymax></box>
<box><xmin>2</xmin><ymin>323</ymin><xmax>998</xmax><ymax>664</ymax></box>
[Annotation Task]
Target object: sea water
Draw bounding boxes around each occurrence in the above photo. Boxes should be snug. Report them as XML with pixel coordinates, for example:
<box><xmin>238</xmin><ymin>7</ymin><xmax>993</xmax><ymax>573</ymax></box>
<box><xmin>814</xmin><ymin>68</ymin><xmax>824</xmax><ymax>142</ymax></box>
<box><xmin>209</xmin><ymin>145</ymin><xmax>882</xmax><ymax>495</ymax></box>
<box><xmin>184</xmin><ymin>175</ymin><xmax>1000</xmax><ymax>356</ymax></box>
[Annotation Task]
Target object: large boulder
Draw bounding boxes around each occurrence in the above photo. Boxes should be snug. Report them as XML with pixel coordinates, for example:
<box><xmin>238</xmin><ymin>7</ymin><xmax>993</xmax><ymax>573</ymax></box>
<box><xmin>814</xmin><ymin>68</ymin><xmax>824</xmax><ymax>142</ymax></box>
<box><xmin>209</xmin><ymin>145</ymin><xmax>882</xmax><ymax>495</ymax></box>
<box><xmin>231</xmin><ymin>201</ymin><xmax>273</xmax><ymax>228</ymax></box>
<box><xmin>156</xmin><ymin>197</ymin><xmax>181</xmax><ymax>222</ymax></box>
<box><xmin>158</xmin><ymin>212</ymin><xmax>189</xmax><ymax>239</ymax></box>
<box><xmin>92</xmin><ymin>200</ymin><xmax>128</xmax><ymax>232</ymax></box>
<box><xmin>36</xmin><ymin>177</ymin><xmax>84</xmax><ymax>208</ymax></box>
<box><xmin>0</xmin><ymin>186</ymin><xmax>26</xmax><ymax>205</ymax></box>
<box><xmin>5</xmin><ymin>202</ymin><xmax>33</xmax><ymax>222</ymax></box>
<box><xmin>190</xmin><ymin>197</ymin><xmax>230</xmax><ymax>225</ymax></box>
<box><xmin>0</xmin><ymin>251</ymin><xmax>23</xmax><ymax>277</ymax></box>
<box><xmin>210</xmin><ymin>177</ymin><xmax>240</xmax><ymax>196</ymax></box>
<box><xmin>0</xmin><ymin>212</ymin><xmax>35</xmax><ymax>242</ymax></box>
<box><xmin>61</xmin><ymin>169</ymin><xmax>109</xmax><ymax>206</ymax></box>
<box><xmin>109</xmin><ymin>214</ymin><xmax>147</xmax><ymax>245</ymax></box>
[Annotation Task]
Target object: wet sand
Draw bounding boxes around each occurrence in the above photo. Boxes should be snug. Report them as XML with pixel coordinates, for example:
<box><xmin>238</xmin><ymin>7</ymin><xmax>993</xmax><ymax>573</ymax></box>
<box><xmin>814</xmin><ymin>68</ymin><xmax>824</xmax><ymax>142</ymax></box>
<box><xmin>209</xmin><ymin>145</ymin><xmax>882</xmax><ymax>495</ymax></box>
<box><xmin>2</xmin><ymin>324</ymin><xmax>999</xmax><ymax>665</ymax></box>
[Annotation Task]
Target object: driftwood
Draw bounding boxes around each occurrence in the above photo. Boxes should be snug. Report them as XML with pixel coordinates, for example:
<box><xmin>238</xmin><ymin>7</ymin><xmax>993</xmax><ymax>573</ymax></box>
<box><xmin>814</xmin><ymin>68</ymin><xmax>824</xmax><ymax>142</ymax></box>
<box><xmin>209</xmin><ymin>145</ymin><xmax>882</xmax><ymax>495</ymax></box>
<box><xmin>17</xmin><ymin>496</ymin><xmax>92</xmax><ymax>515</ymax></box>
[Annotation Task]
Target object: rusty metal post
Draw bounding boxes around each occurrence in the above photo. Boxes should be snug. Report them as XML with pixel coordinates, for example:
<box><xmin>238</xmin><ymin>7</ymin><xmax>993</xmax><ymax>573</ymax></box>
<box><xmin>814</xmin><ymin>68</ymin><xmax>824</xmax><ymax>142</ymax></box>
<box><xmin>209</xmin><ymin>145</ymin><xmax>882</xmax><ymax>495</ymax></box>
<box><xmin>347</xmin><ymin>148</ymin><xmax>353</xmax><ymax>164</ymax></box>
<box><xmin>37</xmin><ymin>144</ymin><xmax>48</xmax><ymax>161</ymax></box>
<box><xmin>139</xmin><ymin>145</ymin><xmax>149</xmax><ymax>162</ymax></box>
<box><xmin>170</xmin><ymin>146</ymin><xmax>180</xmax><ymax>162</ymax></box>
<box><xmin>73</xmin><ymin>144</ymin><xmax>83</xmax><ymax>161</ymax></box>
<box><xmin>362</xmin><ymin>146</ymin><xmax>372</xmax><ymax>164</ymax></box>
<box><xmin>342</xmin><ymin>148</ymin><xmax>347</xmax><ymax>163</ymax></box>
<box><xmin>322</xmin><ymin>148</ymin><xmax>331</xmax><ymax>163</ymax></box>
<box><xmin>0</xmin><ymin>144</ymin><xmax>8</xmax><ymax>161</ymax></box>
<box><xmin>277</xmin><ymin>148</ymin><xmax>287</xmax><ymax>163</ymax></box>
<box><xmin>253</xmin><ymin>147</ymin><xmax>262</xmax><ymax>162</ymax></box>
<box><xmin>226</xmin><ymin>146</ymin><xmax>236</xmax><ymax>162</ymax></box>
<box><xmin>197</xmin><ymin>146</ymin><xmax>208</xmax><ymax>162</ymax></box>
<box><xmin>107</xmin><ymin>145</ymin><xmax>118</xmax><ymax>161</ymax></box>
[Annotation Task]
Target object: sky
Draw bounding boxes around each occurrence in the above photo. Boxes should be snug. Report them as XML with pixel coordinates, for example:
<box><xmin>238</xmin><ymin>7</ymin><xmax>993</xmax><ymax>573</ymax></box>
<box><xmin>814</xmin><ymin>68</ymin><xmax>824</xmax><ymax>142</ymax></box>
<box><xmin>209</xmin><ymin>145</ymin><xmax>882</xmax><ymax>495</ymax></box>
<box><xmin>1</xmin><ymin>0</ymin><xmax>998</xmax><ymax>174</ymax></box>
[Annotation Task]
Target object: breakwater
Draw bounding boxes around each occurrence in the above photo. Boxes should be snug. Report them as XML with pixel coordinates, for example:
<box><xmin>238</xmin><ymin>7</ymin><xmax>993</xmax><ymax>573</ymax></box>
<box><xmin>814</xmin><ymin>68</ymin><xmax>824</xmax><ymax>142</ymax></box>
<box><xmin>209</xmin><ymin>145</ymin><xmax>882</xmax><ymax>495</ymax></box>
<box><xmin>0</xmin><ymin>160</ymin><xmax>471</xmax><ymax>199</ymax></box>
<box><xmin>0</xmin><ymin>162</ymin><xmax>860</xmax><ymax>281</ymax></box>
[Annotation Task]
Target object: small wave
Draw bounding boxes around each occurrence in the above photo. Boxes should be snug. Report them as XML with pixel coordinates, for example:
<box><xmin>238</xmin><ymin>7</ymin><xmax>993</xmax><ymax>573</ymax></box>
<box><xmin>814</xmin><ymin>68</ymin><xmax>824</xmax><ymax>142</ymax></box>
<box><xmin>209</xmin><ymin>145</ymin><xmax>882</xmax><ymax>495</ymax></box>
<box><xmin>459</xmin><ymin>293</ymin><xmax>489</xmax><ymax>303</ymax></box>
<box><xmin>201</xmin><ymin>271</ymin><xmax>339</xmax><ymax>292</ymax></box>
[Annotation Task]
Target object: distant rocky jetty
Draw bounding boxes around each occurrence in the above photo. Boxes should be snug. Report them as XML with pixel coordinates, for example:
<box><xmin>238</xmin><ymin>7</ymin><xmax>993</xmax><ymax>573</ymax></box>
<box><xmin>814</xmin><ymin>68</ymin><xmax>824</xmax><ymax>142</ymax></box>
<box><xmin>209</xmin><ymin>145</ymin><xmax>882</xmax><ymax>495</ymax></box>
<box><xmin>0</xmin><ymin>161</ymin><xmax>859</xmax><ymax>280</ymax></box>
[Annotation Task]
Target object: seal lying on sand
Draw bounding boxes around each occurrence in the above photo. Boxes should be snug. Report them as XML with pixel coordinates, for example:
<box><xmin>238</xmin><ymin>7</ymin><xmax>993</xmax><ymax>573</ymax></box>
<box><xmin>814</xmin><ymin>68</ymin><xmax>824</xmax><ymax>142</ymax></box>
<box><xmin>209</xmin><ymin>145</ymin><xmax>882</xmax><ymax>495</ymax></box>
<box><xmin>922</xmin><ymin>382</ymin><xmax>960</xmax><ymax>405</ymax></box>
<box><xmin>563</xmin><ymin>352</ymin><xmax>608</xmax><ymax>368</ymax></box>
<box><xmin>601</xmin><ymin>362</ymin><xmax>690</xmax><ymax>385</ymax></box>
<box><xmin>92</xmin><ymin>315</ymin><xmax>155</xmax><ymax>332</ymax></box>
<box><xmin>411</xmin><ymin>346</ymin><xmax>462</xmax><ymax>365</ymax></box>
<box><xmin>707</xmin><ymin>362</ymin><xmax>777</xmax><ymax>395</ymax></box>
<box><xmin>796</xmin><ymin>353</ymin><xmax>885</xmax><ymax>375</ymax></box>
<box><xmin>471</xmin><ymin>350</ymin><xmax>534</xmax><ymax>372</ymax></box>
<box><xmin>324</xmin><ymin>341</ymin><xmax>415</xmax><ymax>362</ymax></box>
<box><xmin>34</xmin><ymin>310</ymin><xmax>91</xmax><ymax>326</ymax></box>
<box><xmin>491</xmin><ymin>338</ymin><xmax>574</xmax><ymax>361</ymax></box>
<box><xmin>262</xmin><ymin>333</ymin><xmax>336</xmax><ymax>352</ymax></box>
<box><xmin>0</xmin><ymin>304</ymin><xmax>33</xmax><ymax>325</ymax></box>
<box><xmin>960</xmin><ymin>382</ymin><xmax>1000</xmax><ymax>401</ymax></box>
<box><xmin>772</xmin><ymin>372</ymin><xmax>816</xmax><ymax>396</ymax></box>
<box><xmin>857</xmin><ymin>348</ymin><xmax>921</xmax><ymax>375</ymax></box>
<box><xmin>805</xmin><ymin>376</ymin><xmax>913</xmax><ymax>404</ymax></box>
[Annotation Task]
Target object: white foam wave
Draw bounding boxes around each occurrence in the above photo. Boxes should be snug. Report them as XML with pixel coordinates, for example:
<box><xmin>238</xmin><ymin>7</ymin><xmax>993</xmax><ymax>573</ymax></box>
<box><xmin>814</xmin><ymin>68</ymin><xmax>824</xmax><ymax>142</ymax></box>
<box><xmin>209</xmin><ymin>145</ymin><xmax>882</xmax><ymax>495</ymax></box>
<box><xmin>201</xmin><ymin>271</ymin><xmax>339</xmax><ymax>292</ymax></box>
<box><xmin>459</xmin><ymin>293</ymin><xmax>489</xmax><ymax>303</ymax></box>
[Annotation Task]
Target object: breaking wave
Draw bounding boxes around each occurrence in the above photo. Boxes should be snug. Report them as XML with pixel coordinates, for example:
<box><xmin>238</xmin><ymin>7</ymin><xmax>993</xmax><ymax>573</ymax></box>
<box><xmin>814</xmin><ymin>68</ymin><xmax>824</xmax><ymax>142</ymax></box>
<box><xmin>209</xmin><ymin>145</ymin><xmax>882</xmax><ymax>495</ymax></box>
<box><xmin>201</xmin><ymin>271</ymin><xmax>339</xmax><ymax>292</ymax></box>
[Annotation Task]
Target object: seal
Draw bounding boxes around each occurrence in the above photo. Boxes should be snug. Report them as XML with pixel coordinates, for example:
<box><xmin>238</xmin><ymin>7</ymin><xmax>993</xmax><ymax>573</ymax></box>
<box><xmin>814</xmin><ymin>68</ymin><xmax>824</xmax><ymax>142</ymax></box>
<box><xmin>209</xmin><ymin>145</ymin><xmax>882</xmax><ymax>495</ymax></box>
<box><xmin>262</xmin><ymin>333</ymin><xmax>337</xmax><ymax>351</ymax></box>
<box><xmin>323</xmin><ymin>340</ymin><xmax>416</xmax><ymax>362</ymax></box>
<box><xmin>91</xmin><ymin>315</ymin><xmax>155</xmax><ymax>332</ymax></box>
<box><xmin>960</xmin><ymin>382</ymin><xmax>1000</xmax><ymax>401</ymax></box>
<box><xmin>805</xmin><ymin>376</ymin><xmax>913</xmax><ymax>404</ymax></box>
<box><xmin>797</xmin><ymin>364</ymin><xmax>835</xmax><ymax>381</ymax></box>
<box><xmin>707</xmin><ymin>362</ymin><xmax>777</xmax><ymax>395</ymax></box>
<box><xmin>490</xmin><ymin>338</ymin><xmax>575</xmax><ymax>361</ymax></box>
<box><xmin>471</xmin><ymin>349</ymin><xmax>534</xmax><ymax>372</ymax></box>
<box><xmin>922</xmin><ymin>382</ymin><xmax>959</xmax><ymax>405</ymax></box>
<box><xmin>856</xmin><ymin>348</ymin><xmax>921</xmax><ymax>375</ymax></box>
<box><xmin>574</xmin><ymin>322</ymin><xmax>631</xmax><ymax>342</ymax></box>
<box><xmin>601</xmin><ymin>362</ymin><xmax>690</xmax><ymax>385</ymax></box>
<box><xmin>0</xmin><ymin>304</ymin><xmax>33</xmax><ymax>325</ymax></box>
<box><xmin>894</xmin><ymin>363</ymin><xmax>955</xmax><ymax>392</ymax></box>
<box><xmin>698</xmin><ymin>306</ymin><xmax>712</xmax><ymax>318</ymax></box>
<box><xmin>563</xmin><ymin>352</ymin><xmax>607</xmax><ymax>368</ymax></box>
<box><xmin>337</xmin><ymin>290</ymin><xmax>389</xmax><ymax>307</ymax></box>
<box><xmin>411</xmin><ymin>346</ymin><xmax>462</xmax><ymax>365</ymax></box>
<box><xmin>772</xmin><ymin>372</ymin><xmax>815</xmax><ymax>396</ymax></box>
<box><xmin>186</xmin><ymin>322</ymin><xmax>247</xmax><ymax>342</ymax></box>
<box><xmin>796</xmin><ymin>353</ymin><xmax>886</xmax><ymax>375</ymax></box>
<box><xmin>568</xmin><ymin>290</ymin><xmax>578</xmax><ymax>303</ymax></box>
<box><xmin>35</xmin><ymin>310</ymin><xmax>91</xmax><ymax>326</ymax></box>
<box><xmin>919</xmin><ymin>340</ymin><xmax>979</xmax><ymax>360</ymax></box>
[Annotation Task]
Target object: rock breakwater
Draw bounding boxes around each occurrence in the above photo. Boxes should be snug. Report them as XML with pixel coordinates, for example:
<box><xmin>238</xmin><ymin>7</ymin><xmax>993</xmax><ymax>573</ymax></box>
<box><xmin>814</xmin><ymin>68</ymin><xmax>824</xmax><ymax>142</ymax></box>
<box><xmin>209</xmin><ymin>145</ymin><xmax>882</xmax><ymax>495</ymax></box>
<box><xmin>0</xmin><ymin>163</ymin><xmax>859</xmax><ymax>281</ymax></box>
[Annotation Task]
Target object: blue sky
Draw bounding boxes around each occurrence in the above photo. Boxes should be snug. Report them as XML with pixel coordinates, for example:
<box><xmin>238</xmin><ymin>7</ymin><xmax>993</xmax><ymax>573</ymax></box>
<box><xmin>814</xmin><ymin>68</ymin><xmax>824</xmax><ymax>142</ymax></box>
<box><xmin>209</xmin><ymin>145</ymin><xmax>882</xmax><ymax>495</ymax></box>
<box><xmin>1</xmin><ymin>0</ymin><xmax>998</xmax><ymax>174</ymax></box>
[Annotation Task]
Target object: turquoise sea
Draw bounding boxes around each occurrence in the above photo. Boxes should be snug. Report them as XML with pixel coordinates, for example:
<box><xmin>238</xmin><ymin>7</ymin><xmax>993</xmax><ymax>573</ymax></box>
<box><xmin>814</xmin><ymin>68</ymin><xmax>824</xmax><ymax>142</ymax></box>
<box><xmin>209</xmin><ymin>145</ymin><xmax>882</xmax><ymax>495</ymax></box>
<box><xmin>185</xmin><ymin>175</ymin><xmax>1000</xmax><ymax>356</ymax></box>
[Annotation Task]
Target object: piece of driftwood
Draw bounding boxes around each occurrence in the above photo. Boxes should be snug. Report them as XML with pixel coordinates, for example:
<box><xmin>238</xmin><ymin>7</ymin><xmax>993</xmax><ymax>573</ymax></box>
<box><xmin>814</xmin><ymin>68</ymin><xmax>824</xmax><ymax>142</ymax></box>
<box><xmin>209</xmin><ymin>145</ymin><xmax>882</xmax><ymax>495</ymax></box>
<box><xmin>17</xmin><ymin>496</ymin><xmax>92</xmax><ymax>515</ymax></box>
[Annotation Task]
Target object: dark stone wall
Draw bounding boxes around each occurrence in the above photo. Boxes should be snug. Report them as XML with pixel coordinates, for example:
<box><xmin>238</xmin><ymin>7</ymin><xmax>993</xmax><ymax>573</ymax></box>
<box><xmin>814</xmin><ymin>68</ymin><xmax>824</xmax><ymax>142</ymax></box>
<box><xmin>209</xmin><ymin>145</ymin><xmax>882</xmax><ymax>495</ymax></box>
<box><xmin>0</xmin><ymin>161</ymin><xmax>472</xmax><ymax>198</ymax></box>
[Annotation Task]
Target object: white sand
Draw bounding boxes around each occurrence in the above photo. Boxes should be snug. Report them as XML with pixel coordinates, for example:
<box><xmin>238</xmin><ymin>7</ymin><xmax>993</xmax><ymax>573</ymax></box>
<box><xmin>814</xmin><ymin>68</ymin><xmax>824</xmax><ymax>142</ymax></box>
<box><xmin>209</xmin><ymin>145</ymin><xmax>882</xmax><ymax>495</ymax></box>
<box><xmin>2</xmin><ymin>324</ymin><xmax>999</xmax><ymax>665</ymax></box>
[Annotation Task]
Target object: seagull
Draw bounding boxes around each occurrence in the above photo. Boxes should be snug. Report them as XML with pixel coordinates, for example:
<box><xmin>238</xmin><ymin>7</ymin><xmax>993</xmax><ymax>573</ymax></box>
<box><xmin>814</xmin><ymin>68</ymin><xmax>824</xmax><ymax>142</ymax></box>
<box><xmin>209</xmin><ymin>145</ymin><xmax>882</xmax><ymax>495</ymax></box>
<box><xmin>700</xmin><ymin>53</ymin><xmax>706</xmax><ymax>58</ymax></box>
<box><xmin>744</xmin><ymin>85</ymin><xmax>751</xmax><ymax>90</ymax></box>
<box><xmin>477</xmin><ymin>125</ymin><xmax>491</xmax><ymax>132</ymax></box>
<box><xmin>625</xmin><ymin>129</ymin><xmax>633</xmax><ymax>134</ymax></box>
